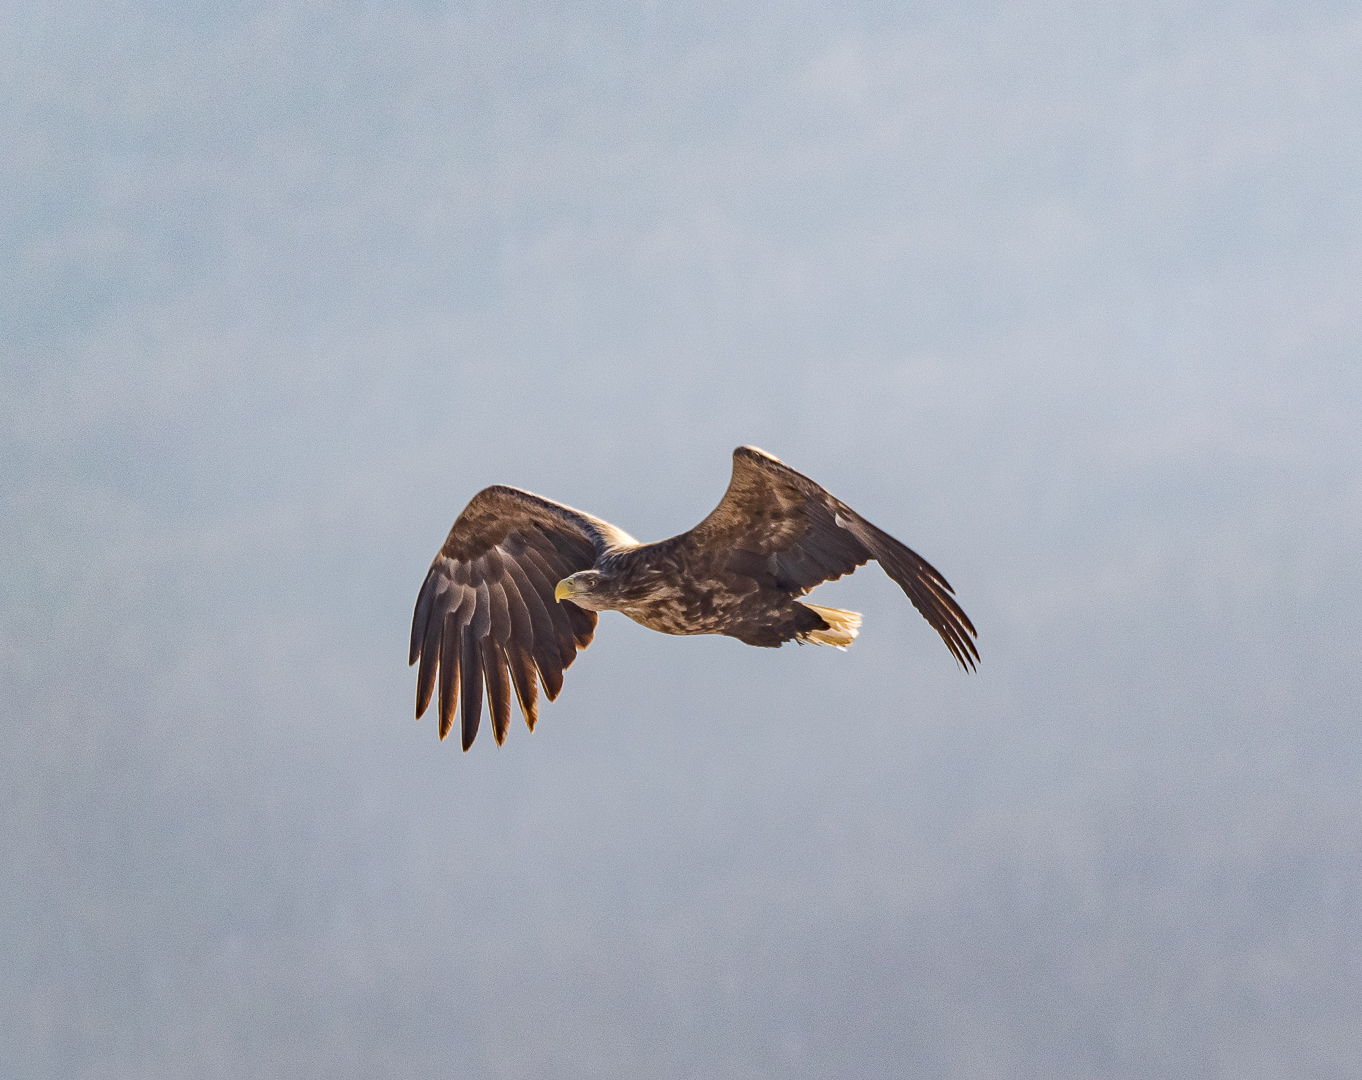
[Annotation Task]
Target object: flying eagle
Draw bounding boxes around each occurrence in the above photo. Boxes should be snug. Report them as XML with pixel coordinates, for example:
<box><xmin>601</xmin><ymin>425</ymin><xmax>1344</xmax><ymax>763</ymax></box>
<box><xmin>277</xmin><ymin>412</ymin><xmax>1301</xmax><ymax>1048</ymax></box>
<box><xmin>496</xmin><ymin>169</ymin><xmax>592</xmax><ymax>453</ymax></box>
<box><xmin>410</xmin><ymin>446</ymin><xmax>977</xmax><ymax>749</ymax></box>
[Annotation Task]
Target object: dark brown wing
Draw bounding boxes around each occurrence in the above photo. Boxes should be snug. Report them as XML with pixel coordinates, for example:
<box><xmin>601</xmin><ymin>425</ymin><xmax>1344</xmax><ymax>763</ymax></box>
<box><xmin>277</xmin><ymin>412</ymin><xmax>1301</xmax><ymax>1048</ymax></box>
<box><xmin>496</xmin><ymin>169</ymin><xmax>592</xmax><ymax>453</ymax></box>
<box><xmin>678</xmin><ymin>446</ymin><xmax>979</xmax><ymax>669</ymax></box>
<box><xmin>409</xmin><ymin>485</ymin><xmax>634</xmax><ymax>749</ymax></box>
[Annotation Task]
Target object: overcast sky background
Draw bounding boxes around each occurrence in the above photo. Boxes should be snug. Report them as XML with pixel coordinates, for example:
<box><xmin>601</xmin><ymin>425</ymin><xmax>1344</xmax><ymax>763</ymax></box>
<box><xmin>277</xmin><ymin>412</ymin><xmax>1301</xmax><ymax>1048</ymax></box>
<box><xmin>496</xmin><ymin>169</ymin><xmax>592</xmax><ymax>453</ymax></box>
<box><xmin>4</xmin><ymin>2</ymin><xmax>1361</xmax><ymax>1077</ymax></box>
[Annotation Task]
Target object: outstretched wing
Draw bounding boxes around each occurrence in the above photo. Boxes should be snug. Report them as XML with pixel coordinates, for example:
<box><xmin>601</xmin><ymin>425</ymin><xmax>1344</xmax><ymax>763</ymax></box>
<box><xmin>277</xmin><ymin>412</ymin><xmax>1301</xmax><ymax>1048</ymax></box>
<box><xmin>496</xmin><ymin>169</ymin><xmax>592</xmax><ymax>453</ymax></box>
<box><xmin>678</xmin><ymin>446</ymin><xmax>979</xmax><ymax>668</ymax></box>
<box><xmin>409</xmin><ymin>485</ymin><xmax>634</xmax><ymax>750</ymax></box>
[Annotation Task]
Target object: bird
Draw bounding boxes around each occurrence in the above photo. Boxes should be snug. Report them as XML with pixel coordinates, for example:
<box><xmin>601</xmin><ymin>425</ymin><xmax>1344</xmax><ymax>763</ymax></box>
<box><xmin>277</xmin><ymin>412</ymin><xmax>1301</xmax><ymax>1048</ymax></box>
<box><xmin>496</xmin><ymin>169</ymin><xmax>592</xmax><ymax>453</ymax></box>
<box><xmin>410</xmin><ymin>445</ymin><xmax>978</xmax><ymax>750</ymax></box>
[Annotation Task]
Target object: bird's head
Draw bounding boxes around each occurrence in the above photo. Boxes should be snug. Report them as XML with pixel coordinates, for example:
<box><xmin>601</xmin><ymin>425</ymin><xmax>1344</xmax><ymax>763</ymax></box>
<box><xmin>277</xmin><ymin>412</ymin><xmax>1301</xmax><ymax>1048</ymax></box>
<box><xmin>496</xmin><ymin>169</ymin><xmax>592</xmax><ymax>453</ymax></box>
<box><xmin>554</xmin><ymin>569</ymin><xmax>611</xmax><ymax>610</ymax></box>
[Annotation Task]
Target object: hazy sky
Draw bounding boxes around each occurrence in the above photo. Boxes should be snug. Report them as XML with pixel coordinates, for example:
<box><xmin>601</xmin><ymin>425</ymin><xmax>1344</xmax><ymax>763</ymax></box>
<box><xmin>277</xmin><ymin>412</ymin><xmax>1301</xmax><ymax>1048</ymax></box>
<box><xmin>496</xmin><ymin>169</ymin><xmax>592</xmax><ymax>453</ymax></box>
<box><xmin>4</xmin><ymin>2</ymin><xmax>1361</xmax><ymax>1077</ymax></box>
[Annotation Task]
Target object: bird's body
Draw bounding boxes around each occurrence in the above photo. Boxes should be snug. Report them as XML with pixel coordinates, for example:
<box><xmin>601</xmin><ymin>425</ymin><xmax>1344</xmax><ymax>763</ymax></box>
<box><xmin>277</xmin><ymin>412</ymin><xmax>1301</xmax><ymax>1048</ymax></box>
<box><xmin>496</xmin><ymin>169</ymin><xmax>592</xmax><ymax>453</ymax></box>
<box><xmin>577</xmin><ymin>538</ymin><xmax>855</xmax><ymax>645</ymax></box>
<box><xmin>410</xmin><ymin>446</ymin><xmax>977</xmax><ymax>749</ymax></box>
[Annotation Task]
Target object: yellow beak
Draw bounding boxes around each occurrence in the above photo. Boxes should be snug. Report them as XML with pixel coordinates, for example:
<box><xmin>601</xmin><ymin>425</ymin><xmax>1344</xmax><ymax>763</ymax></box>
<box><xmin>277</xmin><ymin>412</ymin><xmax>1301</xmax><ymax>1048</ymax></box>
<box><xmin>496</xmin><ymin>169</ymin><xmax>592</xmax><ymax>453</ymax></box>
<box><xmin>554</xmin><ymin>578</ymin><xmax>574</xmax><ymax>601</ymax></box>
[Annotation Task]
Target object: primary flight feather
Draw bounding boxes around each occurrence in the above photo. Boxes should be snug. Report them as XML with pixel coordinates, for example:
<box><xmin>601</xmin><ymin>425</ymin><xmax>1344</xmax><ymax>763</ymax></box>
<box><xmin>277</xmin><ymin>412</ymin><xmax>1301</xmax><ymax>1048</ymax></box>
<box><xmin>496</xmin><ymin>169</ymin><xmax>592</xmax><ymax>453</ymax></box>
<box><xmin>410</xmin><ymin>445</ymin><xmax>978</xmax><ymax>749</ymax></box>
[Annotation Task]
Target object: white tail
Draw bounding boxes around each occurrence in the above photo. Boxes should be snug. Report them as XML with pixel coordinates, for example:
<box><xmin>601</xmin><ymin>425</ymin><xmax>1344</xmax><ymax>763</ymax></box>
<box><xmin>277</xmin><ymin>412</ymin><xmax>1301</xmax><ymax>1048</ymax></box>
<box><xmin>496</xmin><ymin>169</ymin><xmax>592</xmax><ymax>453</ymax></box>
<box><xmin>799</xmin><ymin>603</ymin><xmax>862</xmax><ymax>649</ymax></box>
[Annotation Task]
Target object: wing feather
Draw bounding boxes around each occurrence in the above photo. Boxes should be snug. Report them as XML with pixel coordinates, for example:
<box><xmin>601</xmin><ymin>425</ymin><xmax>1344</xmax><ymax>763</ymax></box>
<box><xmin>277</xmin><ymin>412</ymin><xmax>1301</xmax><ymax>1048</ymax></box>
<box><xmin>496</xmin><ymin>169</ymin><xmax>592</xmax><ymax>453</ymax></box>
<box><xmin>470</xmin><ymin>580</ymin><xmax>491</xmax><ymax>639</ymax></box>
<box><xmin>505</xmin><ymin>640</ymin><xmax>540</xmax><ymax>731</ymax></box>
<box><xmin>498</xmin><ymin>567</ymin><xmax>535</xmax><ymax>650</ymax></box>
<box><xmin>459</xmin><ymin>630</ymin><xmax>483</xmax><ymax>751</ymax></box>
<box><xmin>438</xmin><ymin>609</ymin><xmax>462</xmax><ymax>741</ymax></box>
<box><xmin>562</xmin><ymin>601</ymin><xmax>598</xmax><ymax>649</ymax></box>
<box><xmin>409</xmin><ymin>572</ymin><xmax>439</xmax><ymax>665</ymax></box>
<box><xmin>486</xmin><ymin>579</ymin><xmax>512</xmax><ymax>646</ymax></box>
<box><xmin>414</xmin><ymin>584</ymin><xmax>451</xmax><ymax>719</ymax></box>
<box><xmin>769</xmin><ymin>550</ymin><xmax>829</xmax><ymax>590</ymax></box>
<box><xmin>410</xmin><ymin>486</ymin><xmax>621</xmax><ymax>749</ymax></box>
<box><xmin>482</xmin><ymin>639</ymin><xmax>513</xmax><ymax>745</ymax></box>
<box><xmin>846</xmin><ymin>515</ymin><xmax>978</xmax><ymax>668</ymax></box>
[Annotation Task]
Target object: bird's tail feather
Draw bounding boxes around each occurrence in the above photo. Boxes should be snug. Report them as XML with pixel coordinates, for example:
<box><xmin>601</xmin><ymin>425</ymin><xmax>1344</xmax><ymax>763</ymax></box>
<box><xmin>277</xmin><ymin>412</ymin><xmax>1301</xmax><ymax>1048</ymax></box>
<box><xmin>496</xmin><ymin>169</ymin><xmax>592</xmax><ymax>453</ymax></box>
<box><xmin>799</xmin><ymin>604</ymin><xmax>862</xmax><ymax>649</ymax></box>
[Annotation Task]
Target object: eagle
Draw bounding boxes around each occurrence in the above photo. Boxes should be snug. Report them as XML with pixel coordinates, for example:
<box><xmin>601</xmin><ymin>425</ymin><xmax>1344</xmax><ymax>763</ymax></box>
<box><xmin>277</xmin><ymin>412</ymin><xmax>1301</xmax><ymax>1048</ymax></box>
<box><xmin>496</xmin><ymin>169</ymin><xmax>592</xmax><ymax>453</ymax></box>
<box><xmin>410</xmin><ymin>446</ymin><xmax>977</xmax><ymax>750</ymax></box>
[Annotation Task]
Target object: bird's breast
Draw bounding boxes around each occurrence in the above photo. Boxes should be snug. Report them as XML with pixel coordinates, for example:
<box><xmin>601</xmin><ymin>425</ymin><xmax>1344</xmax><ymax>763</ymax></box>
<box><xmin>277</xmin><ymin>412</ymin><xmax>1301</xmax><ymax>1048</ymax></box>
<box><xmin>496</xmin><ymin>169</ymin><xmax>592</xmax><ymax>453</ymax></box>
<box><xmin>615</xmin><ymin>591</ymin><xmax>737</xmax><ymax>637</ymax></box>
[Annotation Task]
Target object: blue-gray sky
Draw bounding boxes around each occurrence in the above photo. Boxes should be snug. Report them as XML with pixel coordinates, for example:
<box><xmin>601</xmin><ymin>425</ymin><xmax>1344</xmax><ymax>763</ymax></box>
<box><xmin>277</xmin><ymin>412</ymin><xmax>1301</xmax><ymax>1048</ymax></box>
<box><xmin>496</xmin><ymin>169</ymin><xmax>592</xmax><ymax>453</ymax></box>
<box><xmin>4</xmin><ymin>2</ymin><xmax>1361</xmax><ymax>1077</ymax></box>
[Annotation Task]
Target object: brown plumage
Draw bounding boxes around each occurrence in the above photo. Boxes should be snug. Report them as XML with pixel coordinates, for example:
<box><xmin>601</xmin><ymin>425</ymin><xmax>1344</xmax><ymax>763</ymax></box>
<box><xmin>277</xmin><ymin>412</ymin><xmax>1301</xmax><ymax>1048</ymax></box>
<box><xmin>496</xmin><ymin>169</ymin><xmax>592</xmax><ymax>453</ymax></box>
<box><xmin>410</xmin><ymin>446</ymin><xmax>978</xmax><ymax>749</ymax></box>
